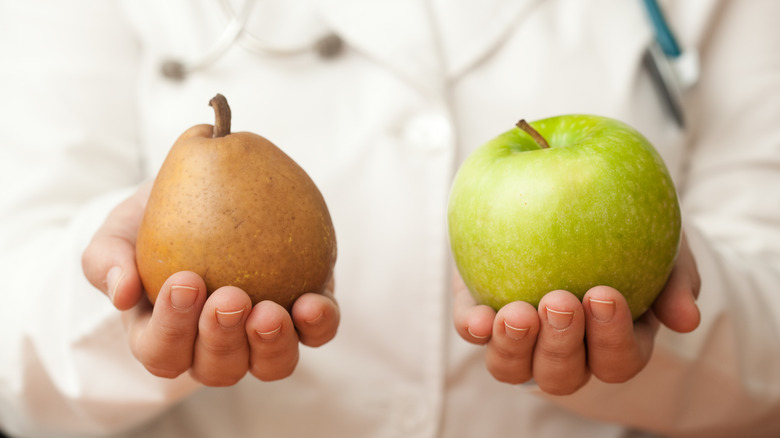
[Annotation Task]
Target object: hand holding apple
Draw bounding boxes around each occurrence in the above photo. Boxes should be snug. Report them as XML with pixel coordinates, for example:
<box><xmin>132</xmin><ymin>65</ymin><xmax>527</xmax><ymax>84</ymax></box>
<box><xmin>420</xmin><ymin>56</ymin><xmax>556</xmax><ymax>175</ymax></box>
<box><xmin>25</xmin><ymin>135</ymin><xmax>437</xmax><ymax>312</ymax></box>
<box><xmin>449</xmin><ymin>115</ymin><xmax>700</xmax><ymax>393</ymax></box>
<box><xmin>448</xmin><ymin>115</ymin><xmax>682</xmax><ymax>319</ymax></box>
<box><xmin>453</xmin><ymin>234</ymin><xmax>700</xmax><ymax>394</ymax></box>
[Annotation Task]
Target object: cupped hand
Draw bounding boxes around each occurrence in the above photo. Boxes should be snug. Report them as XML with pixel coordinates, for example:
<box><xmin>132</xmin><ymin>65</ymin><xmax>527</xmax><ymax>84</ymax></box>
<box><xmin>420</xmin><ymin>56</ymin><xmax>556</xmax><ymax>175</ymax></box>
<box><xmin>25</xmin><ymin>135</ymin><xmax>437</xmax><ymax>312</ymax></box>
<box><xmin>453</xmin><ymin>235</ymin><xmax>700</xmax><ymax>395</ymax></box>
<box><xmin>82</xmin><ymin>182</ymin><xmax>340</xmax><ymax>385</ymax></box>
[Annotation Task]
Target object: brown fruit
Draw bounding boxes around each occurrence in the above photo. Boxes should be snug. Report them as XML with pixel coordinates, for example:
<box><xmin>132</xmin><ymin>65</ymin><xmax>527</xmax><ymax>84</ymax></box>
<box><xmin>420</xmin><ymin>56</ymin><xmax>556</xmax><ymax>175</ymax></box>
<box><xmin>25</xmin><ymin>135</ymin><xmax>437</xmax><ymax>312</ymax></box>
<box><xmin>135</xmin><ymin>94</ymin><xmax>337</xmax><ymax>310</ymax></box>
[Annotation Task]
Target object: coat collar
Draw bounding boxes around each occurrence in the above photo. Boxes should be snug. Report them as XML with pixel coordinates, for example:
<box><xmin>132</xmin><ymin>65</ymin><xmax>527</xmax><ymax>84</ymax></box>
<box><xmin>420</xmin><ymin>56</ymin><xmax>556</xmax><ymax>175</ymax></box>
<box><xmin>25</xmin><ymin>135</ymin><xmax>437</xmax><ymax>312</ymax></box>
<box><xmin>316</xmin><ymin>0</ymin><xmax>542</xmax><ymax>96</ymax></box>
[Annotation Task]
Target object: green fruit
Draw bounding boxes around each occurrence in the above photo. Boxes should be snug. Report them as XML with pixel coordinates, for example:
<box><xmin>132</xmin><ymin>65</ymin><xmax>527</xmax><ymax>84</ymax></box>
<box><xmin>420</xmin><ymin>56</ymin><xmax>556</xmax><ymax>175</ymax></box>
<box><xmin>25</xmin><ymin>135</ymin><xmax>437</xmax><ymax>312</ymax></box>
<box><xmin>447</xmin><ymin>114</ymin><xmax>680</xmax><ymax>319</ymax></box>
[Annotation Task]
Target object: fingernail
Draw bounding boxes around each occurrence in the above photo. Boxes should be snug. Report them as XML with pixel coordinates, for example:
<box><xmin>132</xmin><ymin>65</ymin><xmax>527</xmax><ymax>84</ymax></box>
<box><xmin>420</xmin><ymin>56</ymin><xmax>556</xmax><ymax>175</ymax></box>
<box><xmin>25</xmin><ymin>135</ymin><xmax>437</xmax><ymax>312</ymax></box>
<box><xmin>467</xmin><ymin>327</ymin><xmax>489</xmax><ymax>340</ymax></box>
<box><xmin>589</xmin><ymin>298</ymin><xmax>616</xmax><ymax>322</ymax></box>
<box><xmin>216</xmin><ymin>307</ymin><xmax>246</xmax><ymax>328</ymax></box>
<box><xmin>105</xmin><ymin>266</ymin><xmax>124</xmax><ymax>305</ymax></box>
<box><xmin>504</xmin><ymin>321</ymin><xmax>530</xmax><ymax>340</ymax></box>
<box><xmin>257</xmin><ymin>325</ymin><xmax>282</xmax><ymax>341</ymax></box>
<box><xmin>306</xmin><ymin>311</ymin><xmax>324</xmax><ymax>325</ymax></box>
<box><xmin>170</xmin><ymin>285</ymin><xmax>199</xmax><ymax>310</ymax></box>
<box><xmin>546</xmin><ymin>307</ymin><xmax>574</xmax><ymax>331</ymax></box>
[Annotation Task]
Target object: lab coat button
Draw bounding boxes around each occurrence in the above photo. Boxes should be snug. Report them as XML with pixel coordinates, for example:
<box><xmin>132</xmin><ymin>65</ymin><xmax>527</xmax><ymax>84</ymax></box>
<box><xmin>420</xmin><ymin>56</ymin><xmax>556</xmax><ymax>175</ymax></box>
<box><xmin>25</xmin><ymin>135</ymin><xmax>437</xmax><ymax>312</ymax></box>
<box><xmin>403</xmin><ymin>111</ymin><xmax>453</xmax><ymax>153</ymax></box>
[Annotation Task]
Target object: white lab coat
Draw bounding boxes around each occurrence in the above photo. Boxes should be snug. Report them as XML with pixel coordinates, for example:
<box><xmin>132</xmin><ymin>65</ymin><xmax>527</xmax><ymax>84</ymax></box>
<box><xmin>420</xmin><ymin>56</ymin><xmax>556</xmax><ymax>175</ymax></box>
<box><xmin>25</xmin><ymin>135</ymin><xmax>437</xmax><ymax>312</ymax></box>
<box><xmin>1</xmin><ymin>0</ymin><xmax>779</xmax><ymax>437</ymax></box>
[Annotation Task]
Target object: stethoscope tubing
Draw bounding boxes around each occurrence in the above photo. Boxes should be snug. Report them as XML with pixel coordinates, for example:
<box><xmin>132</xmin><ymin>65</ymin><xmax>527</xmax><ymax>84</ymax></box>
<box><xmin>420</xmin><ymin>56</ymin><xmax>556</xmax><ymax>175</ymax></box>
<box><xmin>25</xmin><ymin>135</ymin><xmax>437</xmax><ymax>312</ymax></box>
<box><xmin>161</xmin><ymin>0</ymin><xmax>341</xmax><ymax>81</ymax></box>
<box><xmin>161</xmin><ymin>0</ymin><xmax>697</xmax><ymax>129</ymax></box>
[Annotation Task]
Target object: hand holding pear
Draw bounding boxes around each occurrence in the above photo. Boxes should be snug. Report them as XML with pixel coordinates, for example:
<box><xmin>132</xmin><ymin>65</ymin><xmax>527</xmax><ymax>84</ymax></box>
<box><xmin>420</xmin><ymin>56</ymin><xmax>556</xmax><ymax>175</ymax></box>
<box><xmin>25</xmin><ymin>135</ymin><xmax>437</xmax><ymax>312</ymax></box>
<box><xmin>136</xmin><ymin>94</ymin><xmax>337</xmax><ymax>310</ymax></box>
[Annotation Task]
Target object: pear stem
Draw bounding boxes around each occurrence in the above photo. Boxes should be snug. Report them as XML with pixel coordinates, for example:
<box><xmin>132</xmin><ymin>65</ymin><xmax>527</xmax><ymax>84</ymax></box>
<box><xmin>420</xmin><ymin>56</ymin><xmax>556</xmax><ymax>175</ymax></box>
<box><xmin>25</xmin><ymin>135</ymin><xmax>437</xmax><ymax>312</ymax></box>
<box><xmin>209</xmin><ymin>93</ymin><xmax>231</xmax><ymax>138</ymax></box>
<box><xmin>516</xmin><ymin>119</ymin><xmax>549</xmax><ymax>149</ymax></box>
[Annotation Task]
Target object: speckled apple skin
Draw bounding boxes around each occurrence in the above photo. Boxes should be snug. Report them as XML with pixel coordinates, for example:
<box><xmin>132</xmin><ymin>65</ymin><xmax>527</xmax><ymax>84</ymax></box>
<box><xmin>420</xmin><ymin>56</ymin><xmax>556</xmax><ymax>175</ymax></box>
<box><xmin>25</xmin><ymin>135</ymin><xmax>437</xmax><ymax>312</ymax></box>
<box><xmin>447</xmin><ymin>115</ymin><xmax>680</xmax><ymax>319</ymax></box>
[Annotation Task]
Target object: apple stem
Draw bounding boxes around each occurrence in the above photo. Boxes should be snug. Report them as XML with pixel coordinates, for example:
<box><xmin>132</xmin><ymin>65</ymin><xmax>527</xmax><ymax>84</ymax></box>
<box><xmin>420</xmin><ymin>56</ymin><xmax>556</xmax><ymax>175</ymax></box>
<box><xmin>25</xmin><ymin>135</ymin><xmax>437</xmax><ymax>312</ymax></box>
<box><xmin>516</xmin><ymin>119</ymin><xmax>550</xmax><ymax>149</ymax></box>
<box><xmin>209</xmin><ymin>93</ymin><xmax>231</xmax><ymax>138</ymax></box>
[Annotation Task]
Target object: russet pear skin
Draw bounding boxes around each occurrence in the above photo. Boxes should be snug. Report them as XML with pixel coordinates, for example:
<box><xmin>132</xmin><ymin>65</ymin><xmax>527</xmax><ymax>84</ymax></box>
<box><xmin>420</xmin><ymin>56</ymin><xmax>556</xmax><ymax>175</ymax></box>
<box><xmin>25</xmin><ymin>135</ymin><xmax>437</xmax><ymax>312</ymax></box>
<box><xmin>136</xmin><ymin>104</ymin><xmax>336</xmax><ymax>310</ymax></box>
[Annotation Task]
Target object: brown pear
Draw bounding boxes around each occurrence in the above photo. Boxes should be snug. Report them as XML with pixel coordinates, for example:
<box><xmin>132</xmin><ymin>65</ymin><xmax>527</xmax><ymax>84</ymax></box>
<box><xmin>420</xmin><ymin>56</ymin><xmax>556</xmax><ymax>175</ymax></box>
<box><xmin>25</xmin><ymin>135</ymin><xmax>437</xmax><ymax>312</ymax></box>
<box><xmin>135</xmin><ymin>94</ymin><xmax>337</xmax><ymax>310</ymax></box>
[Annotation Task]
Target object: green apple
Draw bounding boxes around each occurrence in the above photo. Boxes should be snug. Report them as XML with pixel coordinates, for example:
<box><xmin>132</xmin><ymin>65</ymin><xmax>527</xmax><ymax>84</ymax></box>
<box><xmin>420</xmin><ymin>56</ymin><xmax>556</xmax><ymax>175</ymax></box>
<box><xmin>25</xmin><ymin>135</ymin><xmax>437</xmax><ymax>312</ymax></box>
<box><xmin>447</xmin><ymin>114</ymin><xmax>681</xmax><ymax>319</ymax></box>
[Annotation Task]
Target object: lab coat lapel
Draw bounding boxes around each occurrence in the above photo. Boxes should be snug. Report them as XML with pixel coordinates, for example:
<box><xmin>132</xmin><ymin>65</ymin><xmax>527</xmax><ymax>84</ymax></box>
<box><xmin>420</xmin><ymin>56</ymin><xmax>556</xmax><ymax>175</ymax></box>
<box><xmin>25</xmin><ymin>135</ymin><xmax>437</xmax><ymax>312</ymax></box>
<box><xmin>317</xmin><ymin>0</ymin><xmax>541</xmax><ymax>92</ymax></box>
<box><xmin>432</xmin><ymin>0</ymin><xmax>542</xmax><ymax>79</ymax></box>
<box><xmin>317</xmin><ymin>0</ymin><xmax>445</xmax><ymax>96</ymax></box>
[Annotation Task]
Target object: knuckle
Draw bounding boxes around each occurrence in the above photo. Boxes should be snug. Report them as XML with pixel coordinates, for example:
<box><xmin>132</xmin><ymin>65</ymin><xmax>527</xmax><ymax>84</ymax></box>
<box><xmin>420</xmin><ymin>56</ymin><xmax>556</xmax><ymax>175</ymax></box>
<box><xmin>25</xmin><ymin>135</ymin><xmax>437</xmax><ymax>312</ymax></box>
<box><xmin>536</xmin><ymin>344</ymin><xmax>577</xmax><ymax>364</ymax></box>
<box><xmin>134</xmin><ymin>335</ymin><xmax>195</xmax><ymax>379</ymax></box>
<box><xmin>154</xmin><ymin>319</ymin><xmax>197</xmax><ymax>344</ymax></box>
<box><xmin>200</xmin><ymin>338</ymin><xmax>248</xmax><ymax>358</ymax></box>
<box><xmin>488</xmin><ymin>365</ymin><xmax>532</xmax><ymax>385</ymax></box>
<box><xmin>586</xmin><ymin>336</ymin><xmax>643</xmax><ymax>381</ymax></box>
<box><xmin>135</xmin><ymin>341</ymin><xmax>192</xmax><ymax>379</ymax></box>
<box><xmin>486</xmin><ymin>347</ymin><xmax>533</xmax><ymax>385</ymax></box>
<box><xmin>491</xmin><ymin>342</ymin><xmax>526</xmax><ymax>363</ymax></box>
<box><xmin>589</xmin><ymin>336</ymin><xmax>629</xmax><ymax>356</ymax></box>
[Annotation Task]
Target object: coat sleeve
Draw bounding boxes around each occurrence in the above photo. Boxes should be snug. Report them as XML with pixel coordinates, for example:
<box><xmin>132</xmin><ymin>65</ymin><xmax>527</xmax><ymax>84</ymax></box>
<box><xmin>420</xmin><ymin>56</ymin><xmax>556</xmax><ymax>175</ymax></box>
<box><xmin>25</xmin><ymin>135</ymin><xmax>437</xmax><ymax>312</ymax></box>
<box><xmin>548</xmin><ymin>1</ymin><xmax>780</xmax><ymax>436</ymax></box>
<box><xmin>0</xmin><ymin>1</ymin><xmax>201</xmax><ymax>436</ymax></box>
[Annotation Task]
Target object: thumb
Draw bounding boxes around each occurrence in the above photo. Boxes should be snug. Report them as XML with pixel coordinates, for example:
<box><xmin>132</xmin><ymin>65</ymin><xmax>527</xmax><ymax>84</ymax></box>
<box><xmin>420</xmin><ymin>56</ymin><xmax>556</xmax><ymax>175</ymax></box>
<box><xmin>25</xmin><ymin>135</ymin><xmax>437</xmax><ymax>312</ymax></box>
<box><xmin>82</xmin><ymin>182</ymin><xmax>152</xmax><ymax>310</ymax></box>
<box><xmin>652</xmin><ymin>233</ymin><xmax>701</xmax><ymax>333</ymax></box>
